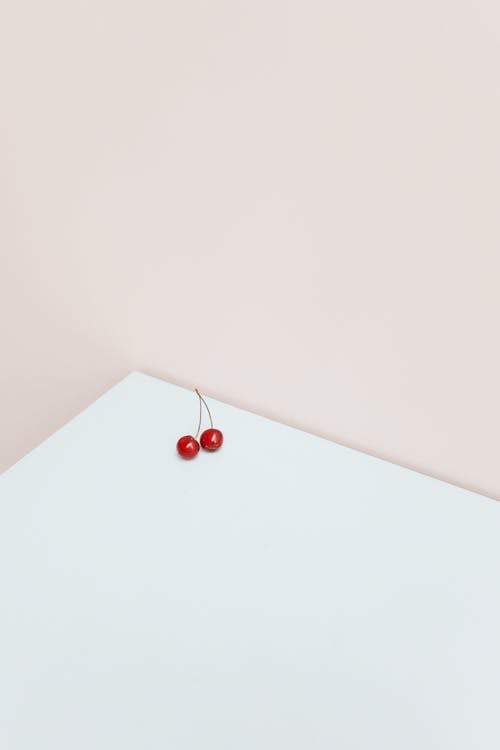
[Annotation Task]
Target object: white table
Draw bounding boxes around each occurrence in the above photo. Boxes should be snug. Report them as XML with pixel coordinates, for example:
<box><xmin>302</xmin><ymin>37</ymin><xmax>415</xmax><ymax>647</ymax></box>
<box><xmin>1</xmin><ymin>372</ymin><xmax>499</xmax><ymax>749</ymax></box>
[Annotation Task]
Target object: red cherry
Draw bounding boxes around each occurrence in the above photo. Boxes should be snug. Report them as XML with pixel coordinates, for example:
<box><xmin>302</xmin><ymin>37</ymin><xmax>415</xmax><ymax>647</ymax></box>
<box><xmin>176</xmin><ymin>435</ymin><xmax>200</xmax><ymax>459</ymax></box>
<box><xmin>200</xmin><ymin>428</ymin><xmax>224</xmax><ymax>451</ymax></box>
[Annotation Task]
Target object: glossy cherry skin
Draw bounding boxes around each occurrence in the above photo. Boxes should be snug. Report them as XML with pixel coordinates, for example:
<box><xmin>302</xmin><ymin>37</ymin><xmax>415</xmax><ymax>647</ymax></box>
<box><xmin>176</xmin><ymin>435</ymin><xmax>200</xmax><ymax>459</ymax></box>
<box><xmin>200</xmin><ymin>428</ymin><xmax>224</xmax><ymax>451</ymax></box>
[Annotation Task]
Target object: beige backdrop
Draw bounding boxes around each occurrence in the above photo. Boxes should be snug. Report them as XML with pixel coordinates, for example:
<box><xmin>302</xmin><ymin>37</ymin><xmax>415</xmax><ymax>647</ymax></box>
<box><xmin>1</xmin><ymin>1</ymin><xmax>499</xmax><ymax>499</ymax></box>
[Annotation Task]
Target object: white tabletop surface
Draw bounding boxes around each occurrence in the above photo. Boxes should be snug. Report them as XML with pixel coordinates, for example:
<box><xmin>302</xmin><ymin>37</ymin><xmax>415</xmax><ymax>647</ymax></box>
<box><xmin>1</xmin><ymin>371</ymin><xmax>499</xmax><ymax>749</ymax></box>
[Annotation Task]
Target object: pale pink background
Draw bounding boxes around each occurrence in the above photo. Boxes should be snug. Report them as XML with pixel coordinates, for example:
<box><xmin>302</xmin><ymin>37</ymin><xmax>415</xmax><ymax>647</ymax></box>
<box><xmin>1</xmin><ymin>1</ymin><xmax>499</xmax><ymax>499</ymax></box>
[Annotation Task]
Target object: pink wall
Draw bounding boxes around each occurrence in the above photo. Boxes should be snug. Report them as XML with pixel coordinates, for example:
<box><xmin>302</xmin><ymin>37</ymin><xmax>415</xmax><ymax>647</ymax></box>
<box><xmin>1</xmin><ymin>1</ymin><xmax>499</xmax><ymax>498</ymax></box>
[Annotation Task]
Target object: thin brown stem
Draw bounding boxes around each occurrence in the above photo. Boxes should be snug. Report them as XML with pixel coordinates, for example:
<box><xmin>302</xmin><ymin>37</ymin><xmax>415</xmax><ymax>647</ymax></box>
<box><xmin>194</xmin><ymin>389</ymin><xmax>203</xmax><ymax>439</ymax></box>
<box><xmin>195</xmin><ymin>388</ymin><xmax>213</xmax><ymax>429</ymax></box>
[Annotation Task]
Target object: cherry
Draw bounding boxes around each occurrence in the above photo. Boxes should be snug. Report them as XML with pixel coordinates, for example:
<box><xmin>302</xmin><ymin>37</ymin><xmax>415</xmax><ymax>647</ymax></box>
<box><xmin>176</xmin><ymin>435</ymin><xmax>200</xmax><ymax>459</ymax></box>
<box><xmin>200</xmin><ymin>428</ymin><xmax>224</xmax><ymax>451</ymax></box>
<box><xmin>195</xmin><ymin>389</ymin><xmax>224</xmax><ymax>452</ymax></box>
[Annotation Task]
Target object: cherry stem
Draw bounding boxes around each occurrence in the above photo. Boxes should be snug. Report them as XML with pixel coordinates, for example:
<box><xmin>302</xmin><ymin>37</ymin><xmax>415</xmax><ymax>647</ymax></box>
<box><xmin>194</xmin><ymin>390</ymin><xmax>203</xmax><ymax>439</ymax></box>
<box><xmin>195</xmin><ymin>388</ymin><xmax>214</xmax><ymax>432</ymax></box>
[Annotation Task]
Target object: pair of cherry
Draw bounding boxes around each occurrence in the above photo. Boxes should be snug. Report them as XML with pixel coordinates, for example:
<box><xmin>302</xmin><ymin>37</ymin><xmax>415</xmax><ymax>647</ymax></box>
<box><xmin>176</xmin><ymin>388</ymin><xmax>223</xmax><ymax>460</ymax></box>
